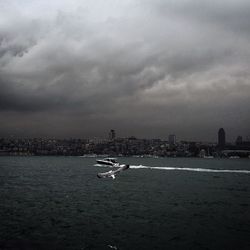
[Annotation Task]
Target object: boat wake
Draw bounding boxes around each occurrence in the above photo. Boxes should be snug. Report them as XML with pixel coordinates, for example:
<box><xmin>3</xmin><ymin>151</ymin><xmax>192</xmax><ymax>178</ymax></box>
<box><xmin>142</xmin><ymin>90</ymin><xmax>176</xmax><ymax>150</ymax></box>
<box><xmin>94</xmin><ymin>163</ymin><xmax>250</xmax><ymax>174</ymax></box>
<box><xmin>129</xmin><ymin>165</ymin><xmax>250</xmax><ymax>174</ymax></box>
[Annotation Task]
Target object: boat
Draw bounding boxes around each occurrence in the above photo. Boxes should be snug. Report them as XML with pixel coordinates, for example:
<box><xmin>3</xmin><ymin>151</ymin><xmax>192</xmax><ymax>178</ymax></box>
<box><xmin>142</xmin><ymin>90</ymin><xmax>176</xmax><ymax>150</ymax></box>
<box><xmin>96</xmin><ymin>158</ymin><xmax>119</xmax><ymax>167</ymax></box>
<box><xmin>203</xmin><ymin>156</ymin><xmax>214</xmax><ymax>159</ymax></box>
<box><xmin>229</xmin><ymin>156</ymin><xmax>240</xmax><ymax>159</ymax></box>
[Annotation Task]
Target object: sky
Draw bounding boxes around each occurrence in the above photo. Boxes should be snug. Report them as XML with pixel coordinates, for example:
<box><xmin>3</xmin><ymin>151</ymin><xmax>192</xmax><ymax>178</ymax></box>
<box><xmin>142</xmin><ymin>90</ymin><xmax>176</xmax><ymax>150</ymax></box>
<box><xmin>0</xmin><ymin>0</ymin><xmax>250</xmax><ymax>141</ymax></box>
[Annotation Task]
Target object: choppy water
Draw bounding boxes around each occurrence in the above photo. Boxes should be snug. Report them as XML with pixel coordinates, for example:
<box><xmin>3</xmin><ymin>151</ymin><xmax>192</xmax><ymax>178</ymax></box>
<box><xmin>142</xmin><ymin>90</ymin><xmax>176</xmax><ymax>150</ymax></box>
<box><xmin>0</xmin><ymin>156</ymin><xmax>250</xmax><ymax>250</ymax></box>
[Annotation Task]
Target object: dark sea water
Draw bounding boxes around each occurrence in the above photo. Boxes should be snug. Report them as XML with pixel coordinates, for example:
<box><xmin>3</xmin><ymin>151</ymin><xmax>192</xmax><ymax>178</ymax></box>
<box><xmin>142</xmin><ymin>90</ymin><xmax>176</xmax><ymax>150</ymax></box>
<box><xmin>0</xmin><ymin>156</ymin><xmax>250</xmax><ymax>250</ymax></box>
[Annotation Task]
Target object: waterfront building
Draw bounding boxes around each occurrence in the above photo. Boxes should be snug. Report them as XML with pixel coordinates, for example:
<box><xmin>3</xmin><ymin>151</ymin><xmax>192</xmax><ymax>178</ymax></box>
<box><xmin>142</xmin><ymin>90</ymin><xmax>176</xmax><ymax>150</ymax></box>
<box><xmin>168</xmin><ymin>134</ymin><xmax>176</xmax><ymax>145</ymax></box>
<box><xmin>218</xmin><ymin>128</ymin><xmax>226</xmax><ymax>149</ymax></box>
<box><xmin>235</xmin><ymin>136</ymin><xmax>243</xmax><ymax>145</ymax></box>
<box><xmin>109</xmin><ymin>129</ymin><xmax>116</xmax><ymax>141</ymax></box>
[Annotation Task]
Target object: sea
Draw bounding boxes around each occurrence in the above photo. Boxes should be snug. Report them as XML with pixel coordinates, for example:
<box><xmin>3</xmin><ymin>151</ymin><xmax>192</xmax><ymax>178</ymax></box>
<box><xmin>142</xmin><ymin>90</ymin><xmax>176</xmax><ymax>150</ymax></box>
<box><xmin>0</xmin><ymin>156</ymin><xmax>250</xmax><ymax>250</ymax></box>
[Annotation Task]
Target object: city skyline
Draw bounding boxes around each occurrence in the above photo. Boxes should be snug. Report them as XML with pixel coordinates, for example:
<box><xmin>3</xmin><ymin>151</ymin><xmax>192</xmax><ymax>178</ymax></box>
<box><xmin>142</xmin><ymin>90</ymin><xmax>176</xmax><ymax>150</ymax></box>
<box><xmin>1</xmin><ymin>128</ymin><xmax>250</xmax><ymax>145</ymax></box>
<box><xmin>1</xmin><ymin>0</ymin><xmax>250</xmax><ymax>141</ymax></box>
<box><xmin>1</xmin><ymin>128</ymin><xmax>250</xmax><ymax>157</ymax></box>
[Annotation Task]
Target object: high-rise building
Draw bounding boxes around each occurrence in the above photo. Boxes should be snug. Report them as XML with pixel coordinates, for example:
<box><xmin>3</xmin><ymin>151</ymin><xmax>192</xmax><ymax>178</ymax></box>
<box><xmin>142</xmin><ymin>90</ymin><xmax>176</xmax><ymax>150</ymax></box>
<box><xmin>218</xmin><ymin>128</ymin><xmax>225</xmax><ymax>149</ymax></box>
<box><xmin>168</xmin><ymin>134</ymin><xmax>176</xmax><ymax>145</ymax></box>
<box><xmin>109</xmin><ymin>129</ymin><xmax>116</xmax><ymax>141</ymax></box>
<box><xmin>235</xmin><ymin>136</ymin><xmax>243</xmax><ymax>145</ymax></box>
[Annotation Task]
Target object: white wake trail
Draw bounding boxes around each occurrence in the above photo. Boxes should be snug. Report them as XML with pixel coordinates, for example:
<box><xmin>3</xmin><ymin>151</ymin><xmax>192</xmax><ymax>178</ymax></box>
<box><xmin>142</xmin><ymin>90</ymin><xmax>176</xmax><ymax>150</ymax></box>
<box><xmin>129</xmin><ymin>165</ymin><xmax>250</xmax><ymax>174</ymax></box>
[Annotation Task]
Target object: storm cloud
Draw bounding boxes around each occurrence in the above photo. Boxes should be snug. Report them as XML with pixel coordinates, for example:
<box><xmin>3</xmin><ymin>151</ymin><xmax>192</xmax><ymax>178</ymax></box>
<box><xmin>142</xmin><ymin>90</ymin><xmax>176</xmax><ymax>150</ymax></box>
<box><xmin>1</xmin><ymin>0</ymin><xmax>250</xmax><ymax>141</ymax></box>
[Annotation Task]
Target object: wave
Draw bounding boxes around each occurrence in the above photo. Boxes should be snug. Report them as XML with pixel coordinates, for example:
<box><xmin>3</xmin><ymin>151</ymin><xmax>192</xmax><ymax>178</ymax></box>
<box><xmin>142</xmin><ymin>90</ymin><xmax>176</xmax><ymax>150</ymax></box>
<box><xmin>94</xmin><ymin>164</ymin><xmax>250</xmax><ymax>174</ymax></box>
<box><xmin>129</xmin><ymin>165</ymin><xmax>250</xmax><ymax>174</ymax></box>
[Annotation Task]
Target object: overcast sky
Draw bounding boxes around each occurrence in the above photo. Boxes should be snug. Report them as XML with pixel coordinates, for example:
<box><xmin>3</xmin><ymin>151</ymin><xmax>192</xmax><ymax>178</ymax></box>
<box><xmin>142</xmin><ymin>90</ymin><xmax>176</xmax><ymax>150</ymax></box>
<box><xmin>1</xmin><ymin>0</ymin><xmax>250</xmax><ymax>141</ymax></box>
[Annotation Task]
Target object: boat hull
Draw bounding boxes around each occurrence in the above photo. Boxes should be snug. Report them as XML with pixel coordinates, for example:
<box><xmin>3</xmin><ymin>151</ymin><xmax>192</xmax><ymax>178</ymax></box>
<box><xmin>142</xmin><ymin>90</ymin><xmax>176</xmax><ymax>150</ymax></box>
<box><xmin>96</xmin><ymin>160</ymin><xmax>114</xmax><ymax>166</ymax></box>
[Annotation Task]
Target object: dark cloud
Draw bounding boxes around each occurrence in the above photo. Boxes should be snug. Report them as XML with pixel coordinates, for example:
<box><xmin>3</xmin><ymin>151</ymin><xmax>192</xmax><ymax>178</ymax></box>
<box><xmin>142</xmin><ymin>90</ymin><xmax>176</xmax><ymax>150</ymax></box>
<box><xmin>0</xmin><ymin>0</ymin><xmax>250</xmax><ymax>141</ymax></box>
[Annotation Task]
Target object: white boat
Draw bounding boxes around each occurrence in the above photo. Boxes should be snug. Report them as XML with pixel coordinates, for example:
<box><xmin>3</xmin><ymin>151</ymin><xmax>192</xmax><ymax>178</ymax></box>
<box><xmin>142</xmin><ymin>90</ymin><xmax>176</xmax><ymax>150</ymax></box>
<box><xmin>96</xmin><ymin>158</ymin><xmax>119</xmax><ymax>167</ymax></box>
<box><xmin>229</xmin><ymin>156</ymin><xmax>240</xmax><ymax>159</ymax></box>
<box><xmin>203</xmin><ymin>156</ymin><xmax>214</xmax><ymax>159</ymax></box>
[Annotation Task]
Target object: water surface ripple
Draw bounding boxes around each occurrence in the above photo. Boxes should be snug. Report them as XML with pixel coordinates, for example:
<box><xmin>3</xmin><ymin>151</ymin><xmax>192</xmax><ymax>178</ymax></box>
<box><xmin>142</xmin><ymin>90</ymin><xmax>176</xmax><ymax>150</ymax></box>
<box><xmin>0</xmin><ymin>157</ymin><xmax>250</xmax><ymax>250</ymax></box>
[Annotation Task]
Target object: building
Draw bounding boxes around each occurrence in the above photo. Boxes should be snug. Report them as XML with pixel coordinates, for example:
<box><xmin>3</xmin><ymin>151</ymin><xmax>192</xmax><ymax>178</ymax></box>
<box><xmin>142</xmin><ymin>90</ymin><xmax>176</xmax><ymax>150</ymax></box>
<box><xmin>235</xmin><ymin>136</ymin><xmax>243</xmax><ymax>145</ymax></box>
<box><xmin>109</xmin><ymin>129</ymin><xmax>116</xmax><ymax>141</ymax></box>
<box><xmin>218</xmin><ymin>128</ymin><xmax>226</xmax><ymax>149</ymax></box>
<box><xmin>168</xmin><ymin>134</ymin><xmax>176</xmax><ymax>145</ymax></box>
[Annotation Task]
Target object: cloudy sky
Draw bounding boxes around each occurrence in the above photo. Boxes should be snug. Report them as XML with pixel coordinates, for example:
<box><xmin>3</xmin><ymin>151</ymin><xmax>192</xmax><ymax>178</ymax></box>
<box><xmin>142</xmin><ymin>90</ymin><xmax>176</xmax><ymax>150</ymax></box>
<box><xmin>1</xmin><ymin>0</ymin><xmax>250</xmax><ymax>141</ymax></box>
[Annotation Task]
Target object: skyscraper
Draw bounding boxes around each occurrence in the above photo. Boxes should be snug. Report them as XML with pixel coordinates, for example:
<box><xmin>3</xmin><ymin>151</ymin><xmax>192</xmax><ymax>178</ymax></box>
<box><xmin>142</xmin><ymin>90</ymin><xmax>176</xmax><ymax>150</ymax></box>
<box><xmin>235</xmin><ymin>136</ymin><xmax>243</xmax><ymax>145</ymax></box>
<box><xmin>109</xmin><ymin>129</ymin><xmax>116</xmax><ymax>141</ymax></box>
<box><xmin>168</xmin><ymin>134</ymin><xmax>176</xmax><ymax>145</ymax></box>
<box><xmin>218</xmin><ymin>128</ymin><xmax>225</xmax><ymax>149</ymax></box>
